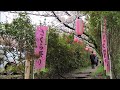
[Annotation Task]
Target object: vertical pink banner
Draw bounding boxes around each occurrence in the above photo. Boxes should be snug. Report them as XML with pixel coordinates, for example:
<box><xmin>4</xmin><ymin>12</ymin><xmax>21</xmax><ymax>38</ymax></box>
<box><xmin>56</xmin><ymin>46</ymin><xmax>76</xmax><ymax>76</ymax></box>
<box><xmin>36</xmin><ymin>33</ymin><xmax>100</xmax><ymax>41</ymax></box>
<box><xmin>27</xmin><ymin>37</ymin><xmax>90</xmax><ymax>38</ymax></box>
<box><xmin>102</xmin><ymin>17</ymin><xmax>110</xmax><ymax>74</ymax></box>
<box><xmin>102</xmin><ymin>32</ymin><xmax>107</xmax><ymax>70</ymax></box>
<box><xmin>34</xmin><ymin>26</ymin><xmax>48</xmax><ymax>70</ymax></box>
<box><xmin>34</xmin><ymin>45</ymin><xmax>47</xmax><ymax>69</ymax></box>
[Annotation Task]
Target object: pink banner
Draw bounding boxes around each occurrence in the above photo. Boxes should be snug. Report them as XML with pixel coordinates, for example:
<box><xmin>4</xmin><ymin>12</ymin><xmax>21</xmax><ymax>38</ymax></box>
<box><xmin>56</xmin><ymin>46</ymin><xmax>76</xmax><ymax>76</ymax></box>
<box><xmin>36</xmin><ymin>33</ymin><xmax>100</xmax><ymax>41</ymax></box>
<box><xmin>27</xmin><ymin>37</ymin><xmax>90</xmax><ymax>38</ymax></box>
<box><xmin>102</xmin><ymin>18</ymin><xmax>110</xmax><ymax>74</ymax></box>
<box><xmin>34</xmin><ymin>26</ymin><xmax>48</xmax><ymax>70</ymax></box>
<box><xmin>102</xmin><ymin>31</ymin><xmax>107</xmax><ymax>70</ymax></box>
<box><xmin>34</xmin><ymin>45</ymin><xmax>47</xmax><ymax>69</ymax></box>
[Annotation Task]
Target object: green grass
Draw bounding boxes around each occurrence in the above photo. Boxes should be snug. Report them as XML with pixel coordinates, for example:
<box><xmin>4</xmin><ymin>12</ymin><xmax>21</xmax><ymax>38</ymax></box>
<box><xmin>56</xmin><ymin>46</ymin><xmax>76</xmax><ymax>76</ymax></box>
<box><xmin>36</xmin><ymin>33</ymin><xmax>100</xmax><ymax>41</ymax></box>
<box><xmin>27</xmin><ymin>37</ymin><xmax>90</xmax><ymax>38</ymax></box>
<box><xmin>0</xmin><ymin>68</ymin><xmax>4</xmax><ymax>73</ymax></box>
<box><xmin>91</xmin><ymin>65</ymin><xmax>106</xmax><ymax>79</ymax></box>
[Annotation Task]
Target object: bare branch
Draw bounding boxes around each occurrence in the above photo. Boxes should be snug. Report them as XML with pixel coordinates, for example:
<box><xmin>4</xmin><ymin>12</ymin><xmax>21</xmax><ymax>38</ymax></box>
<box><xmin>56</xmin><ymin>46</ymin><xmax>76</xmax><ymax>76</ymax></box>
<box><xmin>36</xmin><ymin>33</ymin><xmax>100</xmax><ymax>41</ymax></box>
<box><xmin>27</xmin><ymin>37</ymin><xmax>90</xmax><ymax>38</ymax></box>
<box><xmin>52</xmin><ymin>11</ymin><xmax>75</xmax><ymax>30</ymax></box>
<box><xmin>51</xmin><ymin>11</ymin><xmax>98</xmax><ymax>49</ymax></box>
<box><xmin>64</xmin><ymin>11</ymin><xmax>71</xmax><ymax>16</ymax></box>
<box><xmin>8</xmin><ymin>11</ymin><xmax>55</xmax><ymax>17</ymax></box>
<box><xmin>52</xmin><ymin>11</ymin><xmax>90</xmax><ymax>36</ymax></box>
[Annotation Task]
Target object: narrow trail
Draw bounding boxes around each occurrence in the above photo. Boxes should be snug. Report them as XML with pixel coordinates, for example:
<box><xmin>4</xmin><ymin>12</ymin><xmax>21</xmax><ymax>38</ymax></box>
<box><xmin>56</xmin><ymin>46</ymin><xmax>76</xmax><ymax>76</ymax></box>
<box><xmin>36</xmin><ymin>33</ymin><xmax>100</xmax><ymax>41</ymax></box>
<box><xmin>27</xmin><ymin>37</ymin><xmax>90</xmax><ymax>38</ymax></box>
<box><xmin>63</xmin><ymin>65</ymin><xmax>99</xmax><ymax>79</ymax></box>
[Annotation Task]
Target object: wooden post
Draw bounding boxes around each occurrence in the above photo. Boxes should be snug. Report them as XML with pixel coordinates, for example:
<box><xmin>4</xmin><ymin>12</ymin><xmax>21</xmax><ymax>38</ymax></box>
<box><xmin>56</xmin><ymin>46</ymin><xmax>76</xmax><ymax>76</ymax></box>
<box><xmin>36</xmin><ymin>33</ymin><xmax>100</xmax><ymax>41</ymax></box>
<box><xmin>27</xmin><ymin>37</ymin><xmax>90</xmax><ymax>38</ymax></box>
<box><xmin>101</xmin><ymin>17</ymin><xmax>104</xmax><ymax>69</ymax></box>
<box><xmin>105</xmin><ymin>17</ymin><xmax>112</xmax><ymax>79</ymax></box>
<box><xmin>30</xmin><ymin>56</ymin><xmax>34</xmax><ymax>79</ymax></box>
<box><xmin>108</xmin><ymin>46</ymin><xmax>112</xmax><ymax>79</ymax></box>
<box><xmin>24</xmin><ymin>51</ymin><xmax>31</xmax><ymax>79</ymax></box>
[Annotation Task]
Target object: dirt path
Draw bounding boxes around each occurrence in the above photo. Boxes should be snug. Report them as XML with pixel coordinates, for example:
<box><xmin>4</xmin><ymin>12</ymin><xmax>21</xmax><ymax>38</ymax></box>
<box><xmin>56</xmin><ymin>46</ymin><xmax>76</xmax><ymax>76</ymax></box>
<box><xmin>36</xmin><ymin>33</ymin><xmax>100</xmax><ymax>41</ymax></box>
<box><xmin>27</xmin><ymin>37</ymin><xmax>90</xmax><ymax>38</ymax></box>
<box><xmin>63</xmin><ymin>65</ymin><xmax>99</xmax><ymax>79</ymax></box>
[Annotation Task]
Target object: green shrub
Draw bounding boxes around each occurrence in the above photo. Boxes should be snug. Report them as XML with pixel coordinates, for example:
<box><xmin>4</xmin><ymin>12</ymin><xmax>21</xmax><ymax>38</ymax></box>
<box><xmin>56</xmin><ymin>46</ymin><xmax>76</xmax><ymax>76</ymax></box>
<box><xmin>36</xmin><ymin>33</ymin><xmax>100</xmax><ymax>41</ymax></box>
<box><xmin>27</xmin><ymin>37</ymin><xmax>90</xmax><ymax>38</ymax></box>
<box><xmin>35</xmin><ymin>28</ymin><xmax>91</xmax><ymax>79</ymax></box>
<box><xmin>91</xmin><ymin>65</ymin><xmax>106</xmax><ymax>79</ymax></box>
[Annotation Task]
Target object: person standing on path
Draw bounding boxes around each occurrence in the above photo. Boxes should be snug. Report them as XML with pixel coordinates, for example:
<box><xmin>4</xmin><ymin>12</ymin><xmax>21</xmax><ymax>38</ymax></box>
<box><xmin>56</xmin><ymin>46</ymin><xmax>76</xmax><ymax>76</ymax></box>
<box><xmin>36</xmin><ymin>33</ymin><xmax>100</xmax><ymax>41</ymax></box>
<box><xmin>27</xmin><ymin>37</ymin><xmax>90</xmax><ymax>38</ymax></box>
<box><xmin>94</xmin><ymin>53</ymin><xmax>99</xmax><ymax>66</ymax></box>
<box><xmin>90</xmin><ymin>51</ymin><xmax>96</xmax><ymax>69</ymax></box>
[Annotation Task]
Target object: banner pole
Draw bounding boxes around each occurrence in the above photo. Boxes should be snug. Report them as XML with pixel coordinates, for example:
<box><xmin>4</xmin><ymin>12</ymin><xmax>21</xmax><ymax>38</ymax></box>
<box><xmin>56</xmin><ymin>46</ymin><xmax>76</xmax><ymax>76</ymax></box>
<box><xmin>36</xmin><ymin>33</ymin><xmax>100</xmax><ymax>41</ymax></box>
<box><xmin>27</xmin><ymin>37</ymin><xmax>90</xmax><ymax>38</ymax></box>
<box><xmin>24</xmin><ymin>51</ymin><xmax>31</xmax><ymax>79</ymax></box>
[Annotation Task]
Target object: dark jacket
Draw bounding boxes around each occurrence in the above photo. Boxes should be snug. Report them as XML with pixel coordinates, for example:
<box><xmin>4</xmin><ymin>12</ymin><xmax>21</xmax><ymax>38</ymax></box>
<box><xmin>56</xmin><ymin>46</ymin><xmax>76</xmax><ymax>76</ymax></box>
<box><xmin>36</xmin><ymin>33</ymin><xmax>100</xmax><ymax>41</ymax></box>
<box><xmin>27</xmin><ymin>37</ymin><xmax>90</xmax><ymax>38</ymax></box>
<box><xmin>90</xmin><ymin>54</ymin><xmax>95</xmax><ymax>64</ymax></box>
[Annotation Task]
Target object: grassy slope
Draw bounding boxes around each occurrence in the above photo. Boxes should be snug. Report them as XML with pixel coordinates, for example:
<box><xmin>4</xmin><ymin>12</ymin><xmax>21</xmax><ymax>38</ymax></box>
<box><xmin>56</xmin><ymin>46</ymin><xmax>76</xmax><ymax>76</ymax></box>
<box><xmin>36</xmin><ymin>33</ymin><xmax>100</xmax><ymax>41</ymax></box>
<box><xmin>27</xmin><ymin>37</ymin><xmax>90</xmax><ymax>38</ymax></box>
<box><xmin>91</xmin><ymin>64</ymin><xmax>107</xmax><ymax>79</ymax></box>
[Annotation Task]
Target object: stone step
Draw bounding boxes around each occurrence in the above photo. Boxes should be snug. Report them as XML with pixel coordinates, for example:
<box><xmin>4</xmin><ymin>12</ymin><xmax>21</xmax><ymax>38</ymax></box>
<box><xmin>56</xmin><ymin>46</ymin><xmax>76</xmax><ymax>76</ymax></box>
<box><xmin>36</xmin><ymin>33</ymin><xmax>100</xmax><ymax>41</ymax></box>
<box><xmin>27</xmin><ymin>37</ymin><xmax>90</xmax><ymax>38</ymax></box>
<box><xmin>74</xmin><ymin>72</ymin><xmax>92</xmax><ymax>74</ymax></box>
